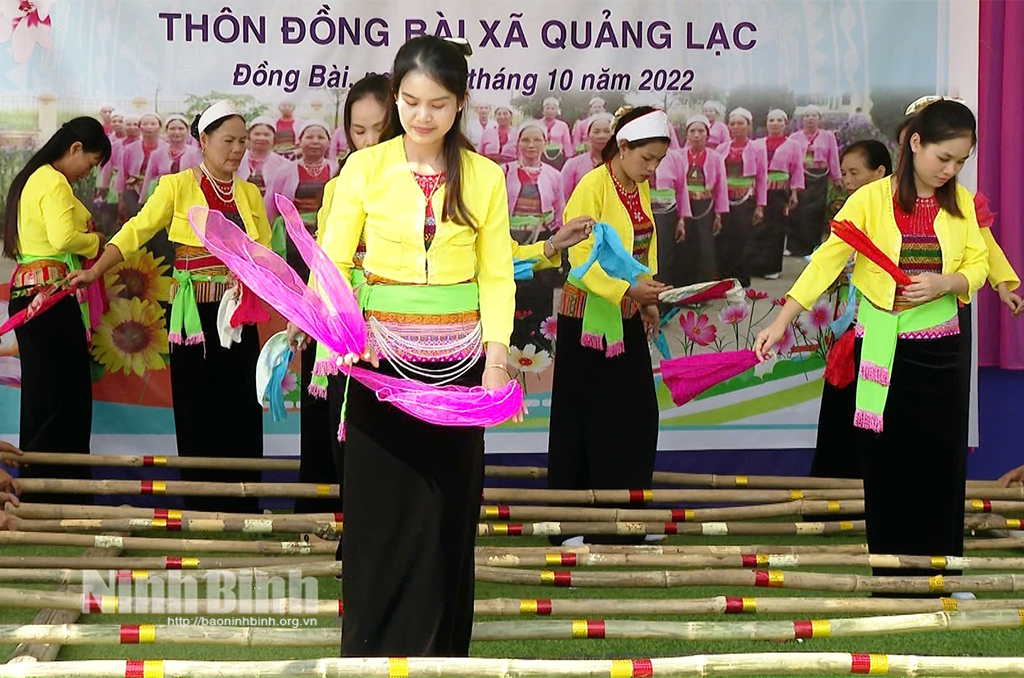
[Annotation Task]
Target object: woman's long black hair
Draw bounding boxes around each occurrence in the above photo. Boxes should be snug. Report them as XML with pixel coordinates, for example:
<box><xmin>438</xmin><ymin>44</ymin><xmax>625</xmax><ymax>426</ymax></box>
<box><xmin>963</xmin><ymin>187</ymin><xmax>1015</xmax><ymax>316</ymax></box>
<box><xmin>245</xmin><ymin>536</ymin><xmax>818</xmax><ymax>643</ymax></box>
<box><xmin>4</xmin><ymin>117</ymin><xmax>111</xmax><ymax>258</ymax></box>
<box><xmin>601</xmin><ymin>106</ymin><xmax>670</xmax><ymax>164</ymax></box>
<box><xmin>338</xmin><ymin>73</ymin><xmax>393</xmax><ymax>174</ymax></box>
<box><xmin>894</xmin><ymin>100</ymin><xmax>976</xmax><ymax>217</ymax></box>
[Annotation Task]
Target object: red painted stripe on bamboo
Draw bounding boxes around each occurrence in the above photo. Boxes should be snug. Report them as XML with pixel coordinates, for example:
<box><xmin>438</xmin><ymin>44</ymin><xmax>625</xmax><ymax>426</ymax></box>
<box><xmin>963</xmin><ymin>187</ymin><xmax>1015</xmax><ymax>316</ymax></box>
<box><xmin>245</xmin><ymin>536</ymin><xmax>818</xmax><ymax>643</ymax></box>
<box><xmin>334</xmin><ymin>512</ymin><xmax>344</xmax><ymax>522</ymax></box>
<box><xmin>338</xmin><ymin>600</ymin><xmax>344</xmax><ymax>617</ymax></box>
<box><xmin>141</xmin><ymin>481</ymin><xmax>154</xmax><ymax>495</ymax></box>
<box><xmin>84</xmin><ymin>594</ymin><xmax>101</xmax><ymax>613</ymax></box>
<box><xmin>125</xmin><ymin>660</ymin><xmax>144</xmax><ymax>678</ymax></box>
<box><xmin>143</xmin><ymin>456</ymin><xmax>155</xmax><ymax>466</ymax></box>
<box><xmin>120</xmin><ymin>625</ymin><xmax>140</xmax><ymax>644</ymax></box>
<box><xmin>724</xmin><ymin>597</ymin><xmax>744</xmax><ymax>613</ymax></box>
<box><xmin>633</xmin><ymin>658</ymin><xmax>654</xmax><ymax>677</ymax></box>
<box><xmin>851</xmin><ymin>653</ymin><xmax>872</xmax><ymax>674</ymax></box>
<box><xmin>741</xmin><ymin>554</ymin><xmax>757</xmax><ymax>568</ymax></box>
<box><xmin>165</xmin><ymin>557</ymin><xmax>182</xmax><ymax>570</ymax></box>
<box><xmin>663</xmin><ymin>522</ymin><xmax>678</xmax><ymax>534</ymax></box>
<box><xmin>793</xmin><ymin>620</ymin><xmax>813</xmax><ymax>639</ymax></box>
<box><xmin>588</xmin><ymin>620</ymin><xmax>606</xmax><ymax>638</ymax></box>
<box><xmin>537</xmin><ymin>599</ymin><xmax>553</xmax><ymax>615</ymax></box>
<box><xmin>166</xmin><ymin>518</ymin><xmax>182</xmax><ymax>531</ymax></box>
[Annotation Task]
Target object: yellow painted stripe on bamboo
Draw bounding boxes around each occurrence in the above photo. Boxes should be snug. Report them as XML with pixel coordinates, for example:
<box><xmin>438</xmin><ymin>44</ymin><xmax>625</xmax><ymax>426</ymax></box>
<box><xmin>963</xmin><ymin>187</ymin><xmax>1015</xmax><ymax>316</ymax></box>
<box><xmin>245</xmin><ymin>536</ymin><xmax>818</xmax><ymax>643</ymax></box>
<box><xmin>152</xmin><ymin>456</ymin><xmax>168</xmax><ymax>466</ymax></box>
<box><xmin>869</xmin><ymin>654</ymin><xmax>889</xmax><ymax>674</ymax></box>
<box><xmin>770</xmin><ymin>571</ymin><xmax>785</xmax><ymax>586</ymax></box>
<box><xmin>683</xmin><ymin>509</ymin><xmax>695</xmax><ymax>521</ymax></box>
<box><xmin>941</xmin><ymin>598</ymin><xmax>958</xmax><ymax>612</ymax></box>
<box><xmin>827</xmin><ymin>501</ymin><xmax>840</xmax><ymax>513</ymax></box>
<box><xmin>1018</xmin><ymin>609</ymin><xmax>1024</xmax><ymax>626</ymax></box>
<box><xmin>181</xmin><ymin>557</ymin><xmax>199</xmax><ymax>569</ymax></box>
<box><xmin>132</xmin><ymin>570</ymin><xmax>149</xmax><ymax>580</ymax></box>
<box><xmin>101</xmin><ymin>595</ymin><xmax>118</xmax><ymax>613</ymax></box>
<box><xmin>734</xmin><ymin>475</ymin><xmax>748</xmax><ymax>487</ymax></box>
<box><xmin>839</xmin><ymin>521</ymin><xmax>854</xmax><ymax>531</ymax></box>
<box><xmin>541</xmin><ymin>571</ymin><xmax>556</xmax><ymax>583</ymax></box>
<box><xmin>642</xmin><ymin>489</ymin><xmax>654</xmax><ymax>502</ymax></box>
<box><xmin>519</xmin><ymin>599</ymin><xmax>538</xmax><ymax>615</ymax></box>
<box><xmin>143</xmin><ymin>660</ymin><xmax>164</xmax><ymax>678</ymax></box>
<box><xmin>971</xmin><ymin>499</ymin><xmax>985</xmax><ymax>511</ymax></box>
<box><xmin>388</xmin><ymin>657</ymin><xmax>409</xmax><ymax>678</ymax></box>
<box><xmin>610</xmin><ymin>659</ymin><xmax>633</xmax><ymax>678</ymax></box>
<box><xmin>811</xmin><ymin>620</ymin><xmax>831</xmax><ymax>637</ymax></box>
<box><xmin>492</xmin><ymin>524</ymin><xmax>509</xmax><ymax>536</ymax></box>
<box><xmin>755</xmin><ymin>554</ymin><xmax>770</xmax><ymax>567</ymax></box>
<box><xmin>790</xmin><ymin>490</ymin><xmax>804</xmax><ymax>500</ymax></box>
<box><xmin>545</xmin><ymin>554</ymin><xmax>563</xmax><ymax>565</ymax></box>
<box><xmin>742</xmin><ymin>597</ymin><xmax>756</xmax><ymax>612</ymax></box>
<box><xmin>316</xmin><ymin>484</ymin><xmax>331</xmax><ymax>497</ymax></box>
<box><xmin>1007</xmin><ymin>518</ymin><xmax>1023</xmax><ymax>529</ymax></box>
<box><xmin>928</xmin><ymin>575</ymin><xmax>945</xmax><ymax>592</ymax></box>
<box><xmin>167</xmin><ymin>510</ymin><xmax>181</xmax><ymax>520</ymax></box>
<box><xmin>153</xmin><ymin>481</ymin><xmax>166</xmax><ymax>495</ymax></box>
<box><xmin>151</xmin><ymin>518</ymin><xmax>167</xmax><ymax>529</ymax></box>
<box><xmin>931</xmin><ymin>556</ymin><xmax>947</xmax><ymax>569</ymax></box>
<box><xmin>139</xmin><ymin>624</ymin><xmax>156</xmax><ymax>643</ymax></box>
<box><xmin>484</xmin><ymin>506</ymin><xmax>500</xmax><ymax>518</ymax></box>
<box><xmin>572</xmin><ymin>619</ymin><xmax>589</xmax><ymax>638</ymax></box>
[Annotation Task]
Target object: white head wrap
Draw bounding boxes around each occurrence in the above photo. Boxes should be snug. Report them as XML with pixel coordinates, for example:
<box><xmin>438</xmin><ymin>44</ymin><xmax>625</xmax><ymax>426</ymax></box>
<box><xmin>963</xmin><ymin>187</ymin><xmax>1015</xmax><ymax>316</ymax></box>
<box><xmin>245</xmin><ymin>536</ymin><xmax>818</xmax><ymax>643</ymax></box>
<box><xmin>297</xmin><ymin>118</ymin><xmax>331</xmax><ymax>140</ymax></box>
<box><xmin>685</xmin><ymin>114</ymin><xmax>711</xmax><ymax>132</ymax></box>
<box><xmin>198</xmin><ymin>99</ymin><xmax>242</xmax><ymax>134</ymax></box>
<box><xmin>589</xmin><ymin>96</ymin><xmax>606</xmax><ymax>108</ymax></box>
<box><xmin>703</xmin><ymin>100</ymin><xmax>726</xmax><ymax>116</ymax></box>
<box><xmin>728</xmin><ymin>107</ymin><xmax>753</xmax><ymax>124</ymax></box>
<box><xmin>110</xmin><ymin>110</ymin><xmax>125</xmax><ymax>120</ymax></box>
<box><xmin>616</xmin><ymin>110</ymin><xmax>671</xmax><ymax>143</ymax></box>
<box><xmin>164</xmin><ymin>113</ymin><xmax>189</xmax><ymax>129</ymax></box>
<box><xmin>139</xmin><ymin>111</ymin><xmax>162</xmax><ymax>126</ymax></box>
<box><xmin>516</xmin><ymin>119</ymin><xmax>548</xmax><ymax>143</ymax></box>
<box><xmin>586</xmin><ymin>112</ymin><xmax>615</xmax><ymax>134</ymax></box>
<box><xmin>247</xmin><ymin>115</ymin><xmax>276</xmax><ymax>132</ymax></box>
<box><xmin>767</xmin><ymin>108</ymin><xmax>789</xmax><ymax>121</ymax></box>
<box><xmin>123</xmin><ymin>112</ymin><xmax>141</xmax><ymax>125</ymax></box>
<box><xmin>542</xmin><ymin>97</ymin><xmax>561</xmax><ymax>110</ymax></box>
<box><xmin>801</xmin><ymin>104</ymin><xmax>822</xmax><ymax>118</ymax></box>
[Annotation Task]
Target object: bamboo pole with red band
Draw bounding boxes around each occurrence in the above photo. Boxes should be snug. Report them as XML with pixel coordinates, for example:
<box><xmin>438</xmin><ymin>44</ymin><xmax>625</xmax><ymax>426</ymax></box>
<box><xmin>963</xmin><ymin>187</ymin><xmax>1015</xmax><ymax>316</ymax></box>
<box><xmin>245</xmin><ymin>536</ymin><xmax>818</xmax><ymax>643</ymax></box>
<box><xmin>6</xmin><ymin>652</ymin><xmax>1024</xmax><ymax>677</ymax></box>
<box><xmin>0</xmin><ymin>531</ymin><xmax>336</xmax><ymax>555</ymax></box>
<box><xmin>0</xmin><ymin>556</ymin><xmax>325</xmax><ymax>571</ymax></box>
<box><xmin>475</xmin><ymin>566</ymin><xmax>1024</xmax><ymax>594</ymax></box>
<box><xmin>10</xmin><ymin>516</ymin><xmax>344</xmax><ymax>535</ymax></box>
<box><xmin>0</xmin><ymin>562</ymin><xmax>341</xmax><ymax>585</ymax></box>
<box><xmin>477</xmin><ymin>520</ymin><xmax>866</xmax><ymax>537</ymax></box>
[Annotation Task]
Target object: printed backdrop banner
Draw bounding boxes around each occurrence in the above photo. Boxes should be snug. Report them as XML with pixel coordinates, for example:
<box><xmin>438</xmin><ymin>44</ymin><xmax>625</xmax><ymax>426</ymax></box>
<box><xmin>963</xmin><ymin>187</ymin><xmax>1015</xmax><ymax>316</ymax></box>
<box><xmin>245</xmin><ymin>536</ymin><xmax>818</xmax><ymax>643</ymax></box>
<box><xmin>0</xmin><ymin>0</ymin><xmax>978</xmax><ymax>454</ymax></box>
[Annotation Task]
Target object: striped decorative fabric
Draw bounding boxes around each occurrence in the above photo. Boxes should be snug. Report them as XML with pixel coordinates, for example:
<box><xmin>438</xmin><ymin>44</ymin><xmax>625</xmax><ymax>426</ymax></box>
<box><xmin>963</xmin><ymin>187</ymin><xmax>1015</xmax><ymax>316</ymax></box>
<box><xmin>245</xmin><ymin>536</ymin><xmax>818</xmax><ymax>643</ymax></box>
<box><xmin>892</xmin><ymin>195</ymin><xmax>946</xmax><ymax>313</ymax></box>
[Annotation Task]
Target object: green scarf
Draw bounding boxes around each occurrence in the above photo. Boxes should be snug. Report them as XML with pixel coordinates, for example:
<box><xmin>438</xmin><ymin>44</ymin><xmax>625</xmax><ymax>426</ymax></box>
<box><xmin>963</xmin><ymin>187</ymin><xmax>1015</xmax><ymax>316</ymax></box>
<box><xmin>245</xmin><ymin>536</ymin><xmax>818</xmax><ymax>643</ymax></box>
<box><xmin>568</xmin><ymin>274</ymin><xmax>625</xmax><ymax>358</ymax></box>
<box><xmin>854</xmin><ymin>294</ymin><xmax>958</xmax><ymax>433</ymax></box>
<box><xmin>168</xmin><ymin>268</ymin><xmax>226</xmax><ymax>346</ymax></box>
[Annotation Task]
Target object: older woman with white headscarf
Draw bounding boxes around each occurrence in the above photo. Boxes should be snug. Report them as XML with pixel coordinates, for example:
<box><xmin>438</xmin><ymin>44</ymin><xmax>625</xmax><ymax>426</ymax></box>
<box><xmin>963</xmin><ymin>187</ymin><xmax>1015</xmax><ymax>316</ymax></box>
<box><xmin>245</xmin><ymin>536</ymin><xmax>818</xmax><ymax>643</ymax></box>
<box><xmin>539</xmin><ymin>96</ymin><xmax>575</xmax><ymax>169</ymax></box>
<box><xmin>141</xmin><ymin>114</ymin><xmax>203</xmax><ymax>202</ymax></box>
<box><xmin>702</xmin><ymin>100</ymin><xmax>730</xmax><ymax>151</ymax></box>
<box><xmin>715</xmin><ymin>107</ymin><xmax>767</xmax><ymax>287</ymax></box>
<box><xmin>786</xmin><ymin>104</ymin><xmax>840</xmax><ymax>256</ymax></box>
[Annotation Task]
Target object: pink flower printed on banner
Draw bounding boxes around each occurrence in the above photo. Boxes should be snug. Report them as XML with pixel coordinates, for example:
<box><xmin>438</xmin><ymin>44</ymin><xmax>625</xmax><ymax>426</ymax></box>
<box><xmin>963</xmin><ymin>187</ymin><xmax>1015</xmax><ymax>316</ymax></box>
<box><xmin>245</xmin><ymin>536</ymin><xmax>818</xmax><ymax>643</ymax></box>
<box><xmin>540</xmin><ymin>315</ymin><xmax>558</xmax><ymax>342</ymax></box>
<box><xmin>718</xmin><ymin>303</ymin><xmax>750</xmax><ymax>326</ymax></box>
<box><xmin>680</xmin><ymin>310</ymin><xmax>717</xmax><ymax>346</ymax></box>
<box><xmin>0</xmin><ymin>0</ymin><xmax>54</xmax><ymax>64</ymax></box>
<box><xmin>777</xmin><ymin>324</ymin><xmax>797</xmax><ymax>356</ymax></box>
<box><xmin>745</xmin><ymin>288</ymin><xmax>769</xmax><ymax>301</ymax></box>
<box><xmin>280</xmin><ymin>370</ymin><xmax>298</xmax><ymax>396</ymax></box>
<box><xmin>806</xmin><ymin>299</ymin><xmax>832</xmax><ymax>331</ymax></box>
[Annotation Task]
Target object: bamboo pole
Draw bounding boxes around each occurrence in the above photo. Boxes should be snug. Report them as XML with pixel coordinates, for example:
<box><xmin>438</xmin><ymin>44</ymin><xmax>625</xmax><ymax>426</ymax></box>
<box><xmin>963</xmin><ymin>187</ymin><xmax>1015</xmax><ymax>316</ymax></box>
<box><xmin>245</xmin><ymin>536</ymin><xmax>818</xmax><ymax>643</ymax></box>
<box><xmin>474</xmin><ymin>595</ymin><xmax>1024</xmax><ymax>617</ymax></box>
<box><xmin>10</xmin><ymin>516</ymin><xmax>342</xmax><ymax>535</ymax></box>
<box><xmin>0</xmin><ymin>608</ymin><xmax>1023</xmax><ymax>646</ymax></box>
<box><xmin>475</xmin><ymin>566</ymin><xmax>1024</xmax><ymax>594</ymax></box>
<box><xmin>475</xmin><ymin>551</ymin><xmax>1024</xmax><ymax>571</ymax></box>
<box><xmin>0</xmin><ymin>556</ymin><xmax>329</xmax><ymax>570</ymax></box>
<box><xmin>476</xmin><ymin>520</ymin><xmax>866</xmax><ymax>537</ymax></box>
<box><xmin>7</xmin><ymin>503</ymin><xmax>340</xmax><ymax>522</ymax></box>
<box><xmin>0</xmin><ymin>562</ymin><xmax>340</xmax><ymax>585</ymax></box>
<box><xmin>12</xmin><ymin>478</ymin><xmax>1024</xmax><ymax>502</ymax></box>
<box><xmin>0</xmin><ymin>531</ymin><xmax>336</xmax><ymax>555</ymax></box>
<box><xmin>1</xmin><ymin>452</ymin><xmax>297</xmax><ymax>472</ymax></box>
<box><xmin>2</xmin><ymin>653</ymin><xmax>1024</xmax><ymax>677</ymax></box>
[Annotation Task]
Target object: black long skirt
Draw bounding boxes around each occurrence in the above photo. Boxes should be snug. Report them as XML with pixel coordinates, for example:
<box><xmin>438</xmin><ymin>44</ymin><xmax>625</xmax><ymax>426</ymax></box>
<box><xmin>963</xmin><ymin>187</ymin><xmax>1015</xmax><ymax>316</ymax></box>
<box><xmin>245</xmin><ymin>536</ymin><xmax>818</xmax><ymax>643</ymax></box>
<box><xmin>805</xmin><ymin>364</ymin><xmax>864</xmax><ymax>523</ymax></box>
<box><xmin>547</xmin><ymin>313</ymin><xmax>659</xmax><ymax>544</ymax></box>
<box><xmin>294</xmin><ymin>340</ymin><xmax>341</xmax><ymax>514</ymax></box>
<box><xmin>748</xmin><ymin>188</ymin><xmax>789</xmax><ymax>277</ymax></box>
<box><xmin>855</xmin><ymin>334</ymin><xmax>968</xmax><ymax>581</ymax></box>
<box><xmin>787</xmin><ymin>171</ymin><xmax>829</xmax><ymax>256</ymax></box>
<box><xmin>167</xmin><ymin>303</ymin><xmax>263</xmax><ymax>513</ymax></box>
<box><xmin>716</xmin><ymin>196</ymin><xmax>754</xmax><ymax>287</ymax></box>
<box><xmin>10</xmin><ymin>293</ymin><xmax>93</xmax><ymax>504</ymax></box>
<box><xmin>672</xmin><ymin>198</ymin><xmax>716</xmax><ymax>287</ymax></box>
<box><xmin>957</xmin><ymin>303</ymin><xmax>972</xmax><ymax>447</ymax></box>
<box><xmin>341</xmin><ymin>360</ymin><xmax>484</xmax><ymax>657</ymax></box>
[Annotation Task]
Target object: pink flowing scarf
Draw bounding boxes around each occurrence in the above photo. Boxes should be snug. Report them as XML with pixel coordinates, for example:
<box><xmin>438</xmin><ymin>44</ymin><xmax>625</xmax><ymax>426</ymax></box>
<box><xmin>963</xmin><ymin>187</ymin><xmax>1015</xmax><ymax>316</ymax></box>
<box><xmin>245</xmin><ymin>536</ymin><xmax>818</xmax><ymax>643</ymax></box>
<box><xmin>188</xmin><ymin>196</ymin><xmax>522</xmax><ymax>428</ymax></box>
<box><xmin>0</xmin><ymin>285</ymin><xmax>74</xmax><ymax>338</ymax></box>
<box><xmin>660</xmin><ymin>350</ymin><xmax>760</xmax><ymax>406</ymax></box>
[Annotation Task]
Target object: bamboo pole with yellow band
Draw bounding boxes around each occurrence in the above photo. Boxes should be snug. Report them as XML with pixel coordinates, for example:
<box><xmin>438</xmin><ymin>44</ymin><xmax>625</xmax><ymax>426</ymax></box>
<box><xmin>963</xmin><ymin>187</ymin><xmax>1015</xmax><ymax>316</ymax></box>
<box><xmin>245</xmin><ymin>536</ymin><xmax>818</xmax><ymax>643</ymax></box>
<box><xmin>5</xmin><ymin>653</ymin><xmax>1024</xmax><ymax>677</ymax></box>
<box><xmin>475</xmin><ymin>566</ymin><xmax>1024</xmax><ymax>594</ymax></box>
<box><xmin>10</xmin><ymin>516</ymin><xmax>343</xmax><ymax>535</ymax></box>
<box><xmin>477</xmin><ymin>520</ymin><xmax>865</xmax><ymax>537</ymax></box>
<box><xmin>0</xmin><ymin>531</ymin><xmax>336</xmax><ymax>555</ymax></box>
<box><xmin>0</xmin><ymin>562</ymin><xmax>341</xmax><ymax>585</ymax></box>
<box><xmin>0</xmin><ymin>556</ymin><xmax>325</xmax><ymax>571</ymax></box>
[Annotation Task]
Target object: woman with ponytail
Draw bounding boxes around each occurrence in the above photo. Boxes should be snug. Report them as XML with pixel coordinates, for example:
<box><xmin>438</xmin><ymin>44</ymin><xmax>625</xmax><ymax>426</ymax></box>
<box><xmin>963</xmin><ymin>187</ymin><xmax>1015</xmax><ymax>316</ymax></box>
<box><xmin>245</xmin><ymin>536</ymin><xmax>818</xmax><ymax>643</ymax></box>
<box><xmin>68</xmin><ymin>100</ymin><xmax>272</xmax><ymax>514</ymax></box>
<box><xmin>3</xmin><ymin>117</ymin><xmax>111</xmax><ymax>502</ymax></box>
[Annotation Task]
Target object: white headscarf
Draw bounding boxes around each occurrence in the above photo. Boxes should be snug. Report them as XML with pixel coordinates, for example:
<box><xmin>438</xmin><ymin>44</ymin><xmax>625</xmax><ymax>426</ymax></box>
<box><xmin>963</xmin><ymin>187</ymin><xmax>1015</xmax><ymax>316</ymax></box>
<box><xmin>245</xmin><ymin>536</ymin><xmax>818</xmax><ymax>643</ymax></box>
<box><xmin>198</xmin><ymin>99</ymin><xmax>242</xmax><ymax>134</ymax></box>
<box><xmin>685</xmin><ymin>114</ymin><xmax>711</xmax><ymax>132</ymax></box>
<box><xmin>728</xmin><ymin>108</ymin><xmax>753</xmax><ymax>124</ymax></box>
<box><xmin>296</xmin><ymin>118</ymin><xmax>332</xmax><ymax>140</ymax></box>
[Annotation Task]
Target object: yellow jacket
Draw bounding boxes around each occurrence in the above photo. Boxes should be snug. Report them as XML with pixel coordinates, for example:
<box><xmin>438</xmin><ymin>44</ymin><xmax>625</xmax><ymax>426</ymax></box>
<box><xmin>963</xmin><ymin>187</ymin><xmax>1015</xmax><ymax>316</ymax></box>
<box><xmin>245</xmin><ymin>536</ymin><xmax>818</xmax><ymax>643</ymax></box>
<box><xmin>980</xmin><ymin>227</ymin><xmax>1020</xmax><ymax>291</ymax></box>
<box><xmin>316</xmin><ymin>174</ymin><xmax>557</xmax><ymax>268</ymax></box>
<box><xmin>319</xmin><ymin>136</ymin><xmax>515</xmax><ymax>347</ymax></box>
<box><xmin>789</xmin><ymin>177</ymin><xmax>989</xmax><ymax>311</ymax></box>
<box><xmin>16</xmin><ymin>165</ymin><xmax>101</xmax><ymax>259</ymax></box>
<box><xmin>110</xmin><ymin>168</ymin><xmax>272</xmax><ymax>256</ymax></box>
<box><xmin>563</xmin><ymin>164</ymin><xmax>657</xmax><ymax>305</ymax></box>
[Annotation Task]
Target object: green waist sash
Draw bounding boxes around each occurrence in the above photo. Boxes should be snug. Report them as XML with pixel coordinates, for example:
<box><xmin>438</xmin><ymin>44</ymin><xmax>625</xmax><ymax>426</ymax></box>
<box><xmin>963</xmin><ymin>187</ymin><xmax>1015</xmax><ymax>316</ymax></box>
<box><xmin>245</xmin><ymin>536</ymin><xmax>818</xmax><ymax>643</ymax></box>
<box><xmin>768</xmin><ymin>170</ymin><xmax>790</xmax><ymax>183</ymax></box>
<box><xmin>169</xmin><ymin>267</ymin><xmax>227</xmax><ymax>346</ymax></box>
<box><xmin>687</xmin><ymin>183</ymin><xmax>708</xmax><ymax>193</ymax></box>
<box><xmin>854</xmin><ymin>293</ymin><xmax>958</xmax><ymax>433</ymax></box>
<box><xmin>726</xmin><ymin>176</ymin><xmax>755</xmax><ymax>188</ymax></box>
<box><xmin>510</xmin><ymin>212</ymin><xmax>554</xmax><ymax>231</ymax></box>
<box><xmin>359</xmin><ymin>280</ymin><xmax>480</xmax><ymax>315</ymax></box>
<box><xmin>271</xmin><ymin>212</ymin><xmax>317</xmax><ymax>260</ymax></box>
<box><xmin>567</xmin><ymin>274</ymin><xmax>626</xmax><ymax>358</ymax></box>
<box><xmin>649</xmin><ymin>188</ymin><xmax>676</xmax><ymax>204</ymax></box>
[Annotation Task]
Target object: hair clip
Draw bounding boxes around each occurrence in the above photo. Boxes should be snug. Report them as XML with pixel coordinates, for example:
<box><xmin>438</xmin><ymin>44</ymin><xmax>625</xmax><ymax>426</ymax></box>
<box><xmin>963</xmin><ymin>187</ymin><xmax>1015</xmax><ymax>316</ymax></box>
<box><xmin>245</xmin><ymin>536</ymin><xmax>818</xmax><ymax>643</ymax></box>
<box><xmin>905</xmin><ymin>95</ymin><xmax>967</xmax><ymax>116</ymax></box>
<box><xmin>443</xmin><ymin>37</ymin><xmax>473</xmax><ymax>59</ymax></box>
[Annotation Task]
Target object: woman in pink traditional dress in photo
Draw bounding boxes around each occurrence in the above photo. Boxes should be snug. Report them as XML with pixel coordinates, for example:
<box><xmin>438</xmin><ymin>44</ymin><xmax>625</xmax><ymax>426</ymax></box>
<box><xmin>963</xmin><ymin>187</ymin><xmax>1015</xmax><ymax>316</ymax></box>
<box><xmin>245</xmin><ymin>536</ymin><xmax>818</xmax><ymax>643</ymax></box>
<box><xmin>787</xmin><ymin>104</ymin><xmax>841</xmax><ymax>256</ymax></box>
<box><xmin>273</xmin><ymin>100</ymin><xmax>303</xmax><ymax>160</ymax></box>
<box><xmin>571</xmin><ymin>97</ymin><xmax>607</xmax><ymax>153</ymax></box>
<box><xmin>748</xmin><ymin>108</ymin><xmax>804</xmax><ymax>279</ymax></box>
<box><xmin>650</xmin><ymin>123</ymin><xmax>694</xmax><ymax>281</ymax></box>
<box><xmin>327</xmin><ymin>123</ymin><xmax>350</xmax><ymax>163</ymax></box>
<box><xmin>504</xmin><ymin>120</ymin><xmax>565</xmax><ymax>351</ymax></box>
<box><xmin>539</xmin><ymin>96</ymin><xmax>575</xmax><ymax>169</ymax></box>
<box><xmin>99</xmin><ymin>104</ymin><xmax>115</xmax><ymax>136</ymax></box>
<box><xmin>141</xmin><ymin>114</ymin><xmax>202</xmax><ymax>202</ymax></box>
<box><xmin>703</xmin><ymin>100</ymin><xmax>730</xmax><ymax>152</ymax></box>
<box><xmin>562</xmin><ymin>112</ymin><xmax>614</xmax><ymax>200</ymax></box>
<box><xmin>237</xmin><ymin>116</ymin><xmax>289</xmax><ymax>199</ymax></box>
<box><xmin>120</xmin><ymin>112</ymin><xmax>165</xmax><ymax>221</ymax></box>
<box><xmin>715</xmin><ymin>107</ymin><xmax>767</xmax><ymax>288</ymax></box>
<box><xmin>94</xmin><ymin>110</ymin><xmax>125</xmax><ymax>234</ymax></box>
<box><xmin>478</xmin><ymin>104</ymin><xmax>517</xmax><ymax>164</ymax></box>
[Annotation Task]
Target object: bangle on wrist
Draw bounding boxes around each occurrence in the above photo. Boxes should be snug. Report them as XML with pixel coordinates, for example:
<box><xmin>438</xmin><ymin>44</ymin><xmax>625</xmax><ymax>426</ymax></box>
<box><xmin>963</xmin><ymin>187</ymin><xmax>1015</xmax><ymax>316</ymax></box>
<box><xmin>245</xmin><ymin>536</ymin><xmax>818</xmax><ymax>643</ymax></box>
<box><xmin>546</xmin><ymin>235</ymin><xmax>559</xmax><ymax>255</ymax></box>
<box><xmin>485</xmin><ymin>364</ymin><xmax>509</xmax><ymax>375</ymax></box>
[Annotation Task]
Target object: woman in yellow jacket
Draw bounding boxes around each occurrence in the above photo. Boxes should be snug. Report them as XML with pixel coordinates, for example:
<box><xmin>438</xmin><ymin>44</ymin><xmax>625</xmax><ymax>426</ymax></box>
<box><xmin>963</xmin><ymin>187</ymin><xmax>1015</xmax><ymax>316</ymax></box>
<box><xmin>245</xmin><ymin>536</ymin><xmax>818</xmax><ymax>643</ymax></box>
<box><xmin>3</xmin><ymin>117</ymin><xmax>111</xmax><ymax>503</ymax></box>
<box><xmin>320</xmin><ymin>36</ymin><xmax>518</xmax><ymax>657</ymax></box>
<box><xmin>756</xmin><ymin>100</ymin><xmax>988</xmax><ymax>581</ymax></box>
<box><xmin>70</xmin><ymin>101</ymin><xmax>272</xmax><ymax>514</ymax></box>
<box><xmin>547</xmin><ymin>106</ymin><xmax>672</xmax><ymax>545</ymax></box>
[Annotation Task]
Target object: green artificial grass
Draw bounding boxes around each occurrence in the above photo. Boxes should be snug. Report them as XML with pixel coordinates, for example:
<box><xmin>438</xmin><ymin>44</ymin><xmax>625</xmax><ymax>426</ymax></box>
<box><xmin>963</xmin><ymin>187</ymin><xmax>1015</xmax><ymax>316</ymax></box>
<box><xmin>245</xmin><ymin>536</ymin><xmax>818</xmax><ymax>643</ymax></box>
<box><xmin>0</xmin><ymin>530</ymin><xmax>1021</xmax><ymax>677</ymax></box>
